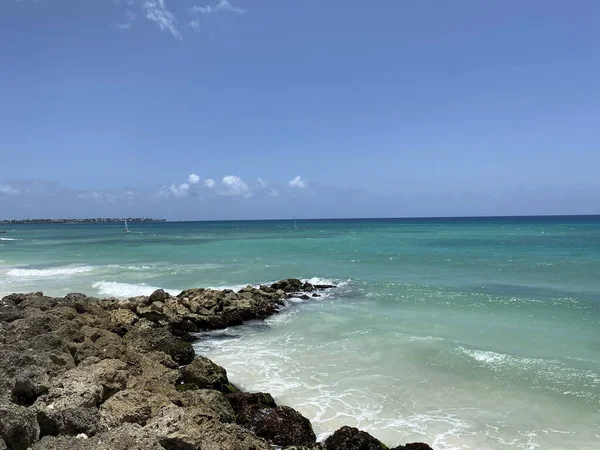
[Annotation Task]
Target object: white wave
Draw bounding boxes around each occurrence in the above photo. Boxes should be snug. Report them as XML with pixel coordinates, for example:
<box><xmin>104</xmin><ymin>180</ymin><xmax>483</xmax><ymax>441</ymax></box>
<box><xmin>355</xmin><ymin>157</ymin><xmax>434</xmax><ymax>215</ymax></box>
<box><xmin>459</xmin><ymin>347</ymin><xmax>508</xmax><ymax>364</ymax></box>
<box><xmin>0</xmin><ymin>237</ymin><xmax>22</xmax><ymax>241</ymax></box>
<box><xmin>6</xmin><ymin>266</ymin><xmax>94</xmax><ymax>278</ymax></box>
<box><xmin>304</xmin><ymin>277</ymin><xmax>351</xmax><ymax>288</ymax></box>
<box><xmin>92</xmin><ymin>280</ymin><xmax>181</xmax><ymax>298</ymax></box>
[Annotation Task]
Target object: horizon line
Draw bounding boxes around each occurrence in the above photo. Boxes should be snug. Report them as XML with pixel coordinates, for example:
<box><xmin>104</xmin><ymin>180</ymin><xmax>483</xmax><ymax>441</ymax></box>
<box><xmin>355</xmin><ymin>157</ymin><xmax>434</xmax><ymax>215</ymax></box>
<box><xmin>2</xmin><ymin>213</ymin><xmax>600</xmax><ymax>224</ymax></box>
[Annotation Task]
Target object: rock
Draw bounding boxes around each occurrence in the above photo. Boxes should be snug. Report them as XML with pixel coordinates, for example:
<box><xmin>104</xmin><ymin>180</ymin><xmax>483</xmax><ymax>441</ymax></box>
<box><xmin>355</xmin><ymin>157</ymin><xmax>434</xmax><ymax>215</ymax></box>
<box><xmin>253</xmin><ymin>406</ymin><xmax>316</xmax><ymax>446</ymax></box>
<box><xmin>36</xmin><ymin>406</ymin><xmax>99</xmax><ymax>438</ymax></box>
<box><xmin>34</xmin><ymin>359</ymin><xmax>128</xmax><ymax>437</ymax></box>
<box><xmin>125</xmin><ymin>353</ymin><xmax>179</xmax><ymax>397</ymax></box>
<box><xmin>30</xmin><ymin>435</ymin><xmax>96</xmax><ymax>450</ymax></box>
<box><xmin>270</xmin><ymin>279</ymin><xmax>304</xmax><ymax>293</ymax></box>
<box><xmin>391</xmin><ymin>444</ymin><xmax>434</xmax><ymax>450</ymax></box>
<box><xmin>178</xmin><ymin>356</ymin><xmax>231</xmax><ymax>392</ymax></box>
<box><xmin>175</xmin><ymin>389</ymin><xmax>235</xmax><ymax>423</ymax></box>
<box><xmin>285</xmin><ymin>445</ymin><xmax>324</xmax><ymax>450</ymax></box>
<box><xmin>124</xmin><ymin>326</ymin><xmax>195</xmax><ymax>366</ymax></box>
<box><xmin>149</xmin><ymin>289</ymin><xmax>170</xmax><ymax>303</ymax></box>
<box><xmin>11</xmin><ymin>367</ymin><xmax>50</xmax><ymax>406</ymax></box>
<box><xmin>99</xmin><ymin>389</ymin><xmax>171</xmax><ymax>429</ymax></box>
<box><xmin>227</xmin><ymin>391</ymin><xmax>277</xmax><ymax>428</ymax></box>
<box><xmin>193</xmin><ymin>420</ymin><xmax>272</xmax><ymax>450</ymax></box>
<box><xmin>108</xmin><ymin>309</ymin><xmax>137</xmax><ymax>336</ymax></box>
<box><xmin>324</xmin><ymin>426</ymin><xmax>387</xmax><ymax>450</ymax></box>
<box><xmin>227</xmin><ymin>392</ymin><xmax>315</xmax><ymax>446</ymax></box>
<box><xmin>0</xmin><ymin>401</ymin><xmax>40</xmax><ymax>450</ymax></box>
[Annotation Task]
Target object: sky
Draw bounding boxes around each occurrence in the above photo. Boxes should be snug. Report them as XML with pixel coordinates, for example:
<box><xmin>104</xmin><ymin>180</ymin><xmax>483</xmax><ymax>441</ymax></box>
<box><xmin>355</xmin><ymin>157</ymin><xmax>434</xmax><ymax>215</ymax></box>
<box><xmin>1</xmin><ymin>0</ymin><xmax>599</xmax><ymax>220</ymax></box>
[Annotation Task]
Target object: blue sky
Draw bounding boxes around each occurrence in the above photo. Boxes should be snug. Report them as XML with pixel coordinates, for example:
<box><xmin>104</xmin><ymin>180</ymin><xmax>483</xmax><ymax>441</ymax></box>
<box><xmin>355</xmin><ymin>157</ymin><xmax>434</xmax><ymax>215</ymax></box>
<box><xmin>1</xmin><ymin>0</ymin><xmax>599</xmax><ymax>220</ymax></box>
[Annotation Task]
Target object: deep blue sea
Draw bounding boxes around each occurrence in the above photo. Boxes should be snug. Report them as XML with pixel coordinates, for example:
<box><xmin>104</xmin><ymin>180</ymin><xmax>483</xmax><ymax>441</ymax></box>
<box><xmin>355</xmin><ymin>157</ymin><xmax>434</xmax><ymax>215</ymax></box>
<box><xmin>1</xmin><ymin>216</ymin><xmax>599</xmax><ymax>449</ymax></box>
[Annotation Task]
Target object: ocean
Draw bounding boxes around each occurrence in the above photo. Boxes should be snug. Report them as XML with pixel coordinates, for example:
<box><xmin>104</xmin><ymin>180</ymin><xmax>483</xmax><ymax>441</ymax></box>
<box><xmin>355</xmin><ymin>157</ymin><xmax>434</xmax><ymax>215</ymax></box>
<box><xmin>1</xmin><ymin>217</ymin><xmax>598</xmax><ymax>449</ymax></box>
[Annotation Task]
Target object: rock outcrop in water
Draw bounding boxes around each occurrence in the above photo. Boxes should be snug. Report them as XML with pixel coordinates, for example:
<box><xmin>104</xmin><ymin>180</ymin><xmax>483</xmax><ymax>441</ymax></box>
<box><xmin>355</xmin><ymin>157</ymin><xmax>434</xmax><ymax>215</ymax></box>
<box><xmin>0</xmin><ymin>279</ymin><xmax>433</xmax><ymax>450</ymax></box>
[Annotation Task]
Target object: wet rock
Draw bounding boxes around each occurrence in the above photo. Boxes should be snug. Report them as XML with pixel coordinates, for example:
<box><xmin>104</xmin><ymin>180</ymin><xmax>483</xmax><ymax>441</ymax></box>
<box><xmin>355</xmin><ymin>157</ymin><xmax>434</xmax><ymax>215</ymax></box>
<box><xmin>0</xmin><ymin>400</ymin><xmax>40</xmax><ymax>450</ymax></box>
<box><xmin>227</xmin><ymin>391</ymin><xmax>277</xmax><ymax>428</ymax></box>
<box><xmin>391</xmin><ymin>444</ymin><xmax>434</xmax><ymax>450</ymax></box>
<box><xmin>253</xmin><ymin>405</ymin><xmax>316</xmax><ymax>446</ymax></box>
<box><xmin>324</xmin><ymin>426</ymin><xmax>386</xmax><ymax>450</ymax></box>
<box><xmin>227</xmin><ymin>392</ymin><xmax>315</xmax><ymax>446</ymax></box>
<box><xmin>178</xmin><ymin>356</ymin><xmax>231</xmax><ymax>392</ymax></box>
<box><xmin>270</xmin><ymin>278</ymin><xmax>304</xmax><ymax>293</ymax></box>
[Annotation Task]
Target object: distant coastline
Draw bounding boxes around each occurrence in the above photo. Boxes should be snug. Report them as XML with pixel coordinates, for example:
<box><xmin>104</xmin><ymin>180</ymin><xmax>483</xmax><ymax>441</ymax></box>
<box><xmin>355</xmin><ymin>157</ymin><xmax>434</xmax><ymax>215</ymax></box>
<box><xmin>0</xmin><ymin>218</ymin><xmax>167</xmax><ymax>225</ymax></box>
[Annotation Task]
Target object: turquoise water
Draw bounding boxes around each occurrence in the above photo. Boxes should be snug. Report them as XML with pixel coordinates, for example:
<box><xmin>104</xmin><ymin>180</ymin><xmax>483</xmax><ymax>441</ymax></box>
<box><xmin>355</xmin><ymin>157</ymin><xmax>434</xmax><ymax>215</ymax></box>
<box><xmin>1</xmin><ymin>217</ymin><xmax>599</xmax><ymax>449</ymax></box>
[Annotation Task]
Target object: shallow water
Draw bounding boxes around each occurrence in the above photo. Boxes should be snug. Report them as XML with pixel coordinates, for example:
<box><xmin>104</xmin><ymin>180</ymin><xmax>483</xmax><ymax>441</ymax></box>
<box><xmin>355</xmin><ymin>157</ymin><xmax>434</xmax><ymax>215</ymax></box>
<box><xmin>1</xmin><ymin>217</ymin><xmax>599</xmax><ymax>449</ymax></box>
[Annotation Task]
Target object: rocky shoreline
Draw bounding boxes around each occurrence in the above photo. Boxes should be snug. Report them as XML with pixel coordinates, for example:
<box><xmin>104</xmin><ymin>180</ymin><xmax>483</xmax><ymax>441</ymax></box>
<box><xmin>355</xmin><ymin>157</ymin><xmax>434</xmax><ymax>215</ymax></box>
<box><xmin>0</xmin><ymin>278</ymin><xmax>433</xmax><ymax>450</ymax></box>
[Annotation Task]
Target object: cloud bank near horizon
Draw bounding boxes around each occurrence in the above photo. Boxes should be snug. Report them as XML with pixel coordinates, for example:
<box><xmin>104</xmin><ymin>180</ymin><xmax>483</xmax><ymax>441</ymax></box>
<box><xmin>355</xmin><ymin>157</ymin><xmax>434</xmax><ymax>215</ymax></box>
<box><xmin>1</xmin><ymin>174</ymin><xmax>598</xmax><ymax>221</ymax></box>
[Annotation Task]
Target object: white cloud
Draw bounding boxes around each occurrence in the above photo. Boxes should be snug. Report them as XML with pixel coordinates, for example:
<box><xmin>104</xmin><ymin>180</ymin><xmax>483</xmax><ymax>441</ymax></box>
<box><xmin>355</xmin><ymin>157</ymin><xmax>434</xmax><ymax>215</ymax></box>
<box><xmin>115</xmin><ymin>10</ymin><xmax>136</xmax><ymax>30</ymax></box>
<box><xmin>190</xmin><ymin>0</ymin><xmax>246</xmax><ymax>15</ymax></box>
<box><xmin>0</xmin><ymin>184</ymin><xmax>20</xmax><ymax>195</ymax></box>
<box><xmin>220</xmin><ymin>175</ymin><xmax>250</xmax><ymax>196</ymax></box>
<box><xmin>188</xmin><ymin>173</ymin><xmax>200</xmax><ymax>184</ymax></box>
<box><xmin>204</xmin><ymin>178</ymin><xmax>216</xmax><ymax>188</ymax></box>
<box><xmin>257</xmin><ymin>178</ymin><xmax>278</xmax><ymax>197</ymax></box>
<box><xmin>169</xmin><ymin>183</ymin><xmax>190</xmax><ymax>197</ymax></box>
<box><xmin>289</xmin><ymin>175</ymin><xmax>308</xmax><ymax>189</ymax></box>
<box><xmin>142</xmin><ymin>0</ymin><xmax>181</xmax><ymax>39</ymax></box>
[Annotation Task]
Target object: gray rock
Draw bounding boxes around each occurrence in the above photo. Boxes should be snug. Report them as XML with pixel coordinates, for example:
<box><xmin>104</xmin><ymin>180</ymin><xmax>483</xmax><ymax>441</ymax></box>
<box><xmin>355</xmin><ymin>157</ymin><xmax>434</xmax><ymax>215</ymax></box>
<box><xmin>0</xmin><ymin>400</ymin><xmax>40</xmax><ymax>450</ymax></box>
<box><xmin>178</xmin><ymin>356</ymin><xmax>231</xmax><ymax>392</ymax></box>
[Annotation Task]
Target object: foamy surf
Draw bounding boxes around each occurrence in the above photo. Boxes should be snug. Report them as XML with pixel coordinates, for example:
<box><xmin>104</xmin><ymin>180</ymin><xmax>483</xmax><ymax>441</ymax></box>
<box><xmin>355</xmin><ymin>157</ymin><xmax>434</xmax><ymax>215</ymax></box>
<box><xmin>92</xmin><ymin>280</ymin><xmax>181</xmax><ymax>298</ymax></box>
<box><xmin>0</xmin><ymin>237</ymin><xmax>22</xmax><ymax>241</ymax></box>
<box><xmin>6</xmin><ymin>265</ymin><xmax>94</xmax><ymax>278</ymax></box>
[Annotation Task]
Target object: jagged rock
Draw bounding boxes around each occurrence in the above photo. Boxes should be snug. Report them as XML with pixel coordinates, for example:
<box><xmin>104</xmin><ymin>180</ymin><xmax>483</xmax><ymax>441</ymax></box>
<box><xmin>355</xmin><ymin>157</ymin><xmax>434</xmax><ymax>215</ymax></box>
<box><xmin>227</xmin><ymin>392</ymin><xmax>315</xmax><ymax>446</ymax></box>
<box><xmin>391</xmin><ymin>444</ymin><xmax>434</xmax><ymax>450</ymax></box>
<box><xmin>175</xmin><ymin>389</ymin><xmax>235</xmax><ymax>423</ymax></box>
<box><xmin>270</xmin><ymin>279</ymin><xmax>304</xmax><ymax>293</ymax></box>
<box><xmin>125</xmin><ymin>353</ymin><xmax>179</xmax><ymax>397</ymax></box>
<box><xmin>0</xmin><ymin>400</ymin><xmax>40</xmax><ymax>450</ymax></box>
<box><xmin>227</xmin><ymin>391</ymin><xmax>277</xmax><ymax>428</ymax></box>
<box><xmin>36</xmin><ymin>406</ymin><xmax>99</xmax><ymax>438</ymax></box>
<box><xmin>71</xmin><ymin>327</ymin><xmax>128</xmax><ymax>364</ymax></box>
<box><xmin>324</xmin><ymin>426</ymin><xmax>386</xmax><ymax>450</ymax></box>
<box><xmin>33</xmin><ymin>359</ymin><xmax>128</xmax><ymax>437</ymax></box>
<box><xmin>99</xmin><ymin>389</ymin><xmax>171</xmax><ymax>429</ymax></box>
<box><xmin>124</xmin><ymin>325</ymin><xmax>195</xmax><ymax>366</ymax></box>
<box><xmin>178</xmin><ymin>356</ymin><xmax>231</xmax><ymax>392</ymax></box>
<box><xmin>108</xmin><ymin>309</ymin><xmax>137</xmax><ymax>336</ymax></box>
<box><xmin>285</xmin><ymin>445</ymin><xmax>324</xmax><ymax>450</ymax></box>
<box><xmin>30</xmin><ymin>435</ymin><xmax>96</xmax><ymax>450</ymax></box>
<box><xmin>11</xmin><ymin>367</ymin><xmax>50</xmax><ymax>406</ymax></box>
<box><xmin>149</xmin><ymin>289</ymin><xmax>170</xmax><ymax>303</ymax></box>
<box><xmin>253</xmin><ymin>406</ymin><xmax>316</xmax><ymax>446</ymax></box>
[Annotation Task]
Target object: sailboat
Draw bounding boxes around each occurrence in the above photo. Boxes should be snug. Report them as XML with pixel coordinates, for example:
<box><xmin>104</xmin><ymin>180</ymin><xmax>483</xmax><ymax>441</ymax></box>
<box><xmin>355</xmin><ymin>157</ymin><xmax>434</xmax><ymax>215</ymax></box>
<box><xmin>291</xmin><ymin>216</ymin><xmax>298</xmax><ymax>230</ymax></box>
<box><xmin>122</xmin><ymin>219</ymin><xmax>130</xmax><ymax>233</ymax></box>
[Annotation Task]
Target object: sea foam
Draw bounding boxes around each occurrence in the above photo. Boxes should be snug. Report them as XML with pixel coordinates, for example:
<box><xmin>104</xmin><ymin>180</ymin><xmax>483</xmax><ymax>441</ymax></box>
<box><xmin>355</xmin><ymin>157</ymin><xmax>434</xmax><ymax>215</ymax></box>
<box><xmin>92</xmin><ymin>280</ymin><xmax>181</xmax><ymax>298</ymax></box>
<box><xmin>6</xmin><ymin>266</ymin><xmax>94</xmax><ymax>278</ymax></box>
